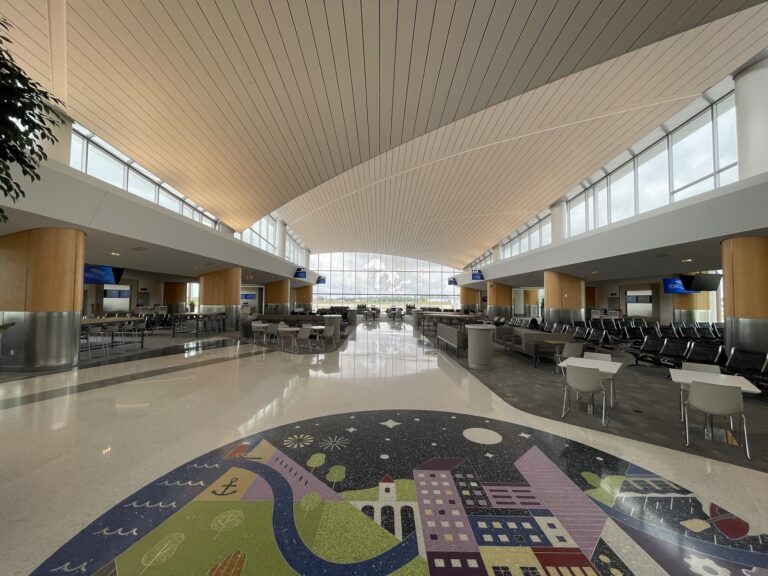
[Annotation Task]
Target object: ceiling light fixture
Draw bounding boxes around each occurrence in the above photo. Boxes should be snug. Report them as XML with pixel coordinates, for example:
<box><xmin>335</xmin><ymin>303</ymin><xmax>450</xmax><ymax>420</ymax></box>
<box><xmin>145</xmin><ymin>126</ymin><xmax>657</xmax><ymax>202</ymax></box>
<box><xmin>111</xmin><ymin>252</ymin><xmax>120</xmax><ymax>256</ymax></box>
<box><xmin>591</xmin><ymin>270</ymin><xmax>599</xmax><ymax>275</ymax></box>
<box><xmin>681</xmin><ymin>258</ymin><xmax>693</xmax><ymax>263</ymax></box>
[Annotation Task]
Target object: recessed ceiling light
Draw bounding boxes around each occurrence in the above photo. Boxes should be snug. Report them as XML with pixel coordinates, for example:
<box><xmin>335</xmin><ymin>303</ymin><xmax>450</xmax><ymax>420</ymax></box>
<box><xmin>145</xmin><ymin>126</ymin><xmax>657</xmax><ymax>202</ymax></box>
<box><xmin>591</xmin><ymin>270</ymin><xmax>599</xmax><ymax>275</ymax></box>
<box><xmin>681</xmin><ymin>258</ymin><xmax>693</xmax><ymax>263</ymax></box>
<box><xmin>111</xmin><ymin>252</ymin><xmax>120</xmax><ymax>256</ymax></box>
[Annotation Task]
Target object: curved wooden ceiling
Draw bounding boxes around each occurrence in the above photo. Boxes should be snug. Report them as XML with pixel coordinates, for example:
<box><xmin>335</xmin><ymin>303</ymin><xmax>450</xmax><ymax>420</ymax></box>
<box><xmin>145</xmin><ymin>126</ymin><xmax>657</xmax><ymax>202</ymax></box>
<box><xmin>2</xmin><ymin>0</ymin><xmax>767</xmax><ymax>266</ymax></box>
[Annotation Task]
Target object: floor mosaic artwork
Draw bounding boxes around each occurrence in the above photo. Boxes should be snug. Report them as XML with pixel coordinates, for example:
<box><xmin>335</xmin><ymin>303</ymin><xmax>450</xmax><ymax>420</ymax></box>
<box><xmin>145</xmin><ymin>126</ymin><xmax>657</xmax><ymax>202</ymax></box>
<box><xmin>35</xmin><ymin>410</ymin><xmax>768</xmax><ymax>576</ymax></box>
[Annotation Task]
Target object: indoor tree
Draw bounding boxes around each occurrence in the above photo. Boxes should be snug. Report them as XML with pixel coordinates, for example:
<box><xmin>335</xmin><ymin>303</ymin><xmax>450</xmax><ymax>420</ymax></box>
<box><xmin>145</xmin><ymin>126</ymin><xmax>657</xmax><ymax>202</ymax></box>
<box><xmin>0</xmin><ymin>17</ymin><xmax>63</xmax><ymax>223</ymax></box>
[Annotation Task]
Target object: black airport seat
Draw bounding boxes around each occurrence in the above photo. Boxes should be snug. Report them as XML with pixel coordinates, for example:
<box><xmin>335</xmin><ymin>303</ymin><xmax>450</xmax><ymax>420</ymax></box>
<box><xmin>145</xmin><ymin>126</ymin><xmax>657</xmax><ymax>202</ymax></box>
<box><xmin>679</xmin><ymin>325</ymin><xmax>699</xmax><ymax>339</ymax></box>
<box><xmin>624</xmin><ymin>336</ymin><xmax>665</xmax><ymax>365</ymax></box>
<box><xmin>624</xmin><ymin>326</ymin><xmax>644</xmax><ymax>343</ymax></box>
<box><xmin>724</xmin><ymin>348</ymin><xmax>768</xmax><ymax>381</ymax></box>
<box><xmin>573</xmin><ymin>326</ymin><xmax>590</xmax><ymax>341</ymax></box>
<box><xmin>658</xmin><ymin>325</ymin><xmax>678</xmax><ymax>339</ymax></box>
<box><xmin>658</xmin><ymin>338</ymin><xmax>692</xmax><ymax>368</ymax></box>
<box><xmin>684</xmin><ymin>342</ymin><xmax>723</xmax><ymax>365</ymax></box>
<box><xmin>584</xmin><ymin>329</ymin><xmax>606</xmax><ymax>350</ymax></box>
<box><xmin>640</xmin><ymin>326</ymin><xmax>660</xmax><ymax>338</ymax></box>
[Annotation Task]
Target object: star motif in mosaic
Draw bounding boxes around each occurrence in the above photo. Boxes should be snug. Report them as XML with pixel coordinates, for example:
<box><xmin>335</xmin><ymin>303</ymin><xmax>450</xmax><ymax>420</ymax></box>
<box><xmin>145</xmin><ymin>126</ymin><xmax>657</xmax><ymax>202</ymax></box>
<box><xmin>380</xmin><ymin>419</ymin><xmax>401</xmax><ymax>429</ymax></box>
<box><xmin>345</xmin><ymin>427</ymin><xmax>357</xmax><ymax>433</ymax></box>
<box><xmin>519</xmin><ymin>432</ymin><xmax>531</xmax><ymax>438</ymax></box>
<box><xmin>318</xmin><ymin>435</ymin><xmax>350</xmax><ymax>451</ymax></box>
<box><xmin>484</xmin><ymin>452</ymin><xmax>494</xmax><ymax>458</ymax></box>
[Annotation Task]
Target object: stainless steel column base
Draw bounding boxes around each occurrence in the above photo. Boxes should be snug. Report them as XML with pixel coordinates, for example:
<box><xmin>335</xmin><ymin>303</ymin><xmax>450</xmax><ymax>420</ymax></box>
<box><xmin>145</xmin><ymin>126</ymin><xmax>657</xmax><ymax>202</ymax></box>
<box><xmin>724</xmin><ymin>317</ymin><xmax>768</xmax><ymax>353</ymax></box>
<box><xmin>0</xmin><ymin>310</ymin><xmax>80</xmax><ymax>370</ymax></box>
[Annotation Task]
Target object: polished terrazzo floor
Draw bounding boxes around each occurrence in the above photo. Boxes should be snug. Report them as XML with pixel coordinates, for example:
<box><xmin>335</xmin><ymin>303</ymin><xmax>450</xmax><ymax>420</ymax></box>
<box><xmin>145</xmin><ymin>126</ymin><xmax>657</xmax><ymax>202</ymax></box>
<box><xmin>1</xmin><ymin>321</ymin><xmax>767</xmax><ymax>575</ymax></box>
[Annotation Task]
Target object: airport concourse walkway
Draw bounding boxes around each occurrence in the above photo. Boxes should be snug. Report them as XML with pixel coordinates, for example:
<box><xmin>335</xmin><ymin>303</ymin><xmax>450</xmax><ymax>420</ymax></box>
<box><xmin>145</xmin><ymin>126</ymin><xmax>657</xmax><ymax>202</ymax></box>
<box><xmin>1</xmin><ymin>321</ymin><xmax>767</xmax><ymax>575</ymax></box>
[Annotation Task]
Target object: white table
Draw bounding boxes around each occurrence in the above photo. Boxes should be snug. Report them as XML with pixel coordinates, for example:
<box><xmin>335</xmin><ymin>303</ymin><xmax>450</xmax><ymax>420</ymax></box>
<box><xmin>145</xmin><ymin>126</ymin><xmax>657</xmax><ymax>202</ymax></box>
<box><xmin>670</xmin><ymin>369</ymin><xmax>760</xmax><ymax>439</ymax></box>
<box><xmin>559</xmin><ymin>357</ymin><xmax>623</xmax><ymax>407</ymax></box>
<box><xmin>558</xmin><ymin>357</ymin><xmax>622</xmax><ymax>375</ymax></box>
<box><xmin>466</xmin><ymin>324</ymin><xmax>496</xmax><ymax>369</ymax></box>
<box><xmin>669</xmin><ymin>369</ymin><xmax>761</xmax><ymax>394</ymax></box>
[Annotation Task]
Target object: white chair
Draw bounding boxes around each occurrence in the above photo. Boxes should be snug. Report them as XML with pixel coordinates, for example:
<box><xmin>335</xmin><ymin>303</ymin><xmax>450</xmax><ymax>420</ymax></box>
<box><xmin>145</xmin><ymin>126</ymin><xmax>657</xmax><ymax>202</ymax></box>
<box><xmin>296</xmin><ymin>326</ymin><xmax>312</xmax><ymax>351</ymax></box>
<box><xmin>554</xmin><ymin>342</ymin><xmax>583</xmax><ymax>374</ymax></box>
<box><xmin>320</xmin><ymin>325</ymin><xmax>336</xmax><ymax>349</ymax></box>
<box><xmin>264</xmin><ymin>323</ymin><xmax>279</xmax><ymax>344</ymax></box>
<box><xmin>278</xmin><ymin>327</ymin><xmax>298</xmax><ymax>352</ymax></box>
<box><xmin>677</xmin><ymin>362</ymin><xmax>722</xmax><ymax>420</ymax></box>
<box><xmin>583</xmin><ymin>351</ymin><xmax>615</xmax><ymax>404</ymax></box>
<box><xmin>251</xmin><ymin>321</ymin><xmax>267</xmax><ymax>344</ymax></box>
<box><xmin>685</xmin><ymin>380</ymin><xmax>750</xmax><ymax>459</ymax></box>
<box><xmin>562</xmin><ymin>365</ymin><xmax>607</xmax><ymax>427</ymax></box>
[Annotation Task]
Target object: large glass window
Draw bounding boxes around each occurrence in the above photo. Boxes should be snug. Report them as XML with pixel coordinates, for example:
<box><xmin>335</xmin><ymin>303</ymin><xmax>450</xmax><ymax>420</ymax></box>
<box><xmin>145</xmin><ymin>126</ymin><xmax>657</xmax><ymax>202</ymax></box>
<box><xmin>595</xmin><ymin>181</ymin><xmax>608</xmax><ymax>227</ymax></box>
<box><xmin>70</xmin><ymin>133</ymin><xmax>85</xmax><ymax>171</ymax></box>
<box><xmin>716</xmin><ymin>94</ymin><xmax>737</xmax><ymax>170</ymax></box>
<box><xmin>127</xmin><ymin>169</ymin><xmax>157</xmax><ymax>202</ymax></box>
<box><xmin>312</xmin><ymin>252</ymin><xmax>459</xmax><ymax>310</ymax></box>
<box><xmin>637</xmin><ymin>140</ymin><xmax>669</xmax><ymax>213</ymax></box>
<box><xmin>86</xmin><ymin>145</ymin><xmax>125</xmax><ymax>188</ymax></box>
<box><xmin>609</xmin><ymin>162</ymin><xmax>634</xmax><ymax>222</ymax></box>
<box><xmin>568</xmin><ymin>193</ymin><xmax>586</xmax><ymax>236</ymax></box>
<box><xmin>70</xmin><ymin>125</ymin><xmax>222</xmax><ymax>230</ymax></box>
<box><xmin>672</xmin><ymin>110</ymin><xmax>714</xmax><ymax>191</ymax></box>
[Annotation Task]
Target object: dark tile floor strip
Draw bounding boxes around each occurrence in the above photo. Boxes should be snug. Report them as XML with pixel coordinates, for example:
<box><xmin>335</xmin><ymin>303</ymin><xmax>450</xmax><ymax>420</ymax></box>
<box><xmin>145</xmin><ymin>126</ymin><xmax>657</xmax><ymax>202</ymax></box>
<box><xmin>0</xmin><ymin>338</ymin><xmax>243</xmax><ymax>383</ymax></box>
<box><xmin>0</xmin><ymin>348</ymin><xmax>275</xmax><ymax>411</ymax></box>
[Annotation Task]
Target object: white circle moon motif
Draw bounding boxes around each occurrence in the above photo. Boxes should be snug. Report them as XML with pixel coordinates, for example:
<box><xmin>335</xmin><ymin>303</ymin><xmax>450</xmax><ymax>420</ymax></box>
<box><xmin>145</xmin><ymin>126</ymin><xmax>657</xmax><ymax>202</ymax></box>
<box><xmin>380</xmin><ymin>454</ymin><xmax>390</xmax><ymax>460</ymax></box>
<box><xmin>463</xmin><ymin>427</ymin><xmax>503</xmax><ymax>445</ymax></box>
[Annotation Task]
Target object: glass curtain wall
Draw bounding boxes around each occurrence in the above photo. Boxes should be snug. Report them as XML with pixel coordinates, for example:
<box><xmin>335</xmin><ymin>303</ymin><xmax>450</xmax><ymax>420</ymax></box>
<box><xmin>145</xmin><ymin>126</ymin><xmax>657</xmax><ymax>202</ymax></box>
<box><xmin>567</xmin><ymin>93</ymin><xmax>737</xmax><ymax>236</ymax></box>
<box><xmin>309</xmin><ymin>252</ymin><xmax>459</xmax><ymax>310</ymax></box>
<box><xmin>235</xmin><ymin>215</ymin><xmax>278</xmax><ymax>254</ymax></box>
<box><xmin>69</xmin><ymin>126</ymin><xmax>218</xmax><ymax>228</ymax></box>
<box><xmin>500</xmin><ymin>214</ymin><xmax>552</xmax><ymax>259</ymax></box>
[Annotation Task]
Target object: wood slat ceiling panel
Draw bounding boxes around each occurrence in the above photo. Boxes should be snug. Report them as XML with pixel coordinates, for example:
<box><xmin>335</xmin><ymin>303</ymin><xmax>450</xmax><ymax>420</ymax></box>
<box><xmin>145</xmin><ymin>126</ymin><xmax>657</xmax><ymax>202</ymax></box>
<box><xmin>5</xmin><ymin>0</ymin><xmax>763</xmax><ymax>231</ymax></box>
<box><xmin>279</xmin><ymin>4</ymin><xmax>768</xmax><ymax>267</ymax></box>
<box><xmin>0</xmin><ymin>0</ymin><xmax>50</xmax><ymax>89</ymax></box>
<box><xmin>3</xmin><ymin>0</ymin><xmax>767</xmax><ymax>258</ymax></box>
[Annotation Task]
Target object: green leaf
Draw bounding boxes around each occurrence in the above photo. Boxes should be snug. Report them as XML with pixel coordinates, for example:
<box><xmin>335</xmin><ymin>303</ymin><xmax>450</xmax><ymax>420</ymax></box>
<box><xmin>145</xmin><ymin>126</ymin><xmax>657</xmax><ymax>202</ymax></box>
<box><xmin>210</xmin><ymin>509</ymin><xmax>245</xmax><ymax>540</ymax></box>
<box><xmin>139</xmin><ymin>532</ymin><xmax>184</xmax><ymax>574</ymax></box>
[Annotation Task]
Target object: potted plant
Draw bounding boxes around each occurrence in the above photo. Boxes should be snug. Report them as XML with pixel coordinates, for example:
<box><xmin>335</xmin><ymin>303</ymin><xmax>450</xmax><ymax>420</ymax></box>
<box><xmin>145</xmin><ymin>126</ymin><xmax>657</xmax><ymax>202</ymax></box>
<box><xmin>0</xmin><ymin>18</ymin><xmax>63</xmax><ymax>223</ymax></box>
<box><xmin>188</xmin><ymin>301</ymin><xmax>196</xmax><ymax>313</ymax></box>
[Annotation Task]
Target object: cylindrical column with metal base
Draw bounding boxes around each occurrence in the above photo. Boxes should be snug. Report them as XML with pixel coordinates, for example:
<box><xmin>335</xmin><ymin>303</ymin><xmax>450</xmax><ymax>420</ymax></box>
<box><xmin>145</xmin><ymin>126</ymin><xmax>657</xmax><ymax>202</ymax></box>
<box><xmin>199</xmin><ymin>267</ymin><xmax>241</xmax><ymax>332</ymax></box>
<box><xmin>543</xmin><ymin>271</ymin><xmax>585</xmax><ymax>324</ymax></box>
<box><xmin>0</xmin><ymin>227</ymin><xmax>86</xmax><ymax>370</ymax></box>
<box><xmin>721</xmin><ymin>237</ymin><xmax>768</xmax><ymax>352</ymax></box>
<box><xmin>466</xmin><ymin>324</ymin><xmax>495</xmax><ymax>369</ymax></box>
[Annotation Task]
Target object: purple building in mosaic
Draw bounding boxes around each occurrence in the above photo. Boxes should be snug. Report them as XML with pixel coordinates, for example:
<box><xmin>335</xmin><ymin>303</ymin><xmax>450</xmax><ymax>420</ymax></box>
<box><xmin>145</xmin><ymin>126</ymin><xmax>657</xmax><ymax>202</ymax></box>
<box><xmin>414</xmin><ymin>457</ymin><xmax>485</xmax><ymax>575</ymax></box>
<box><xmin>482</xmin><ymin>482</ymin><xmax>548</xmax><ymax>510</ymax></box>
<box><xmin>515</xmin><ymin>446</ymin><xmax>607</xmax><ymax>557</ymax></box>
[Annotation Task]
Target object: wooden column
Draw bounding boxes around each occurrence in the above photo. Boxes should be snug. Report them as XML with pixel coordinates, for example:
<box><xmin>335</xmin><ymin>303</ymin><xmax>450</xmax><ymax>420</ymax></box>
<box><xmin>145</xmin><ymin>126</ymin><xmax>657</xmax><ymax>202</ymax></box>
<box><xmin>163</xmin><ymin>282</ymin><xmax>187</xmax><ymax>313</ymax></box>
<box><xmin>0</xmin><ymin>228</ymin><xmax>85</xmax><ymax>312</ymax></box>
<box><xmin>460</xmin><ymin>286</ymin><xmax>480</xmax><ymax>310</ymax></box>
<box><xmin>295</xmin><ymin>285</ymin><xmax>313</xmax><ymax>306</ymax></box>
<box><xmin>486</xmin><ymin>280</ymin><xmax>512</xmax><ymax>317</ymax></box>
<box><xmin>721</xmin><ymin>237</ymin><xmax>768</xmax><ymax>351</ymax></box>
<box><xmin>0</xmin><ymin>228</ymin><xmax>86</xmax><ymax>369</ymax></box>
<box><xmin>199</xmin><ymin>268</ymin><xmax>241</xmax><ymax>306</ymax></box>
<box><xmin>543</xmin><ymin>271</ymin><xmax>585</xmax><ymax>323</ymax></box>
<box><xmin>199</xmin><ymin>267</ymin><xmax>241</xmax><ymax>331</ymax></box>
<box><xmin>265</xmin><ymin>279</ymin><xmax>291</xmax><ymax>314</ymax></box>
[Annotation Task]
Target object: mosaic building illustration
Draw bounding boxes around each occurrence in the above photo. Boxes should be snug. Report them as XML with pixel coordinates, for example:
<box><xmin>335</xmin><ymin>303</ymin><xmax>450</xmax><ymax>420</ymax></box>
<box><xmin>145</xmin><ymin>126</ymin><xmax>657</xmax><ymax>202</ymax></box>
<box><xmin>34</xmin><ymin>410</ymin><xmax>768</xmax><ymax>575</ymax></box>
